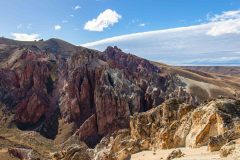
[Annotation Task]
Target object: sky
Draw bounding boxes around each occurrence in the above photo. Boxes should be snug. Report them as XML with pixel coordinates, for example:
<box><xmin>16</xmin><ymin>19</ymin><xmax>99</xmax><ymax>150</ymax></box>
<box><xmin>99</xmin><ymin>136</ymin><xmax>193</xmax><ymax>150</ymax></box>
<box><xmin>0</xmin><ymin>0</ymin><xmax>240</xmax><ymax>65</ymax></box>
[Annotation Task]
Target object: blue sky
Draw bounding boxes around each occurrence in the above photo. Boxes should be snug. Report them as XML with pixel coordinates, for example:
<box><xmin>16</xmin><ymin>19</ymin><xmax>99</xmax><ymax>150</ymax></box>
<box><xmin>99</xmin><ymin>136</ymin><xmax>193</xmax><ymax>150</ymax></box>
<box><xmin>1</xmin><ymin>0</ymin><xmax>240</xmax><ymax>65</ymax></box>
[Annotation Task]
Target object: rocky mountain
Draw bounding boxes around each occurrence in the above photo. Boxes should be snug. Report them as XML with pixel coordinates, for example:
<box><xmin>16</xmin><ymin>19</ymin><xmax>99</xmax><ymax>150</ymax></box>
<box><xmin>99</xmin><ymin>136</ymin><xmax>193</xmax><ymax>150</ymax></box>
<box><xmin>0</xmin><ymin>37</ymin><xmax>239</xmax><ymax>160</ymax></box>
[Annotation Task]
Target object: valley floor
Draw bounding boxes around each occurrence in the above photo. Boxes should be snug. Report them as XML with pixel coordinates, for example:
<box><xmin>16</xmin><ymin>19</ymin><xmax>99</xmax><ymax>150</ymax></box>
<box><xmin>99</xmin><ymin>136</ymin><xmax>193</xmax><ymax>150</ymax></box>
<box><xmin>131</xmin><ymin>146</ymin><xmax>237</xmax><ymax>160</ymax></box>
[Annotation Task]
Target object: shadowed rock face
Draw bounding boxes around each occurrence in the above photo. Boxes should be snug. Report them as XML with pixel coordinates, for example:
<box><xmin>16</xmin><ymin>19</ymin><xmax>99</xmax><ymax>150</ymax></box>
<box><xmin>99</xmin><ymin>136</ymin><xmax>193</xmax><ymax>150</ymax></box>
<box><xmin>0</xmin><ymin>38</ymin><xmax>239</xmax><ymax>149</ymax></box>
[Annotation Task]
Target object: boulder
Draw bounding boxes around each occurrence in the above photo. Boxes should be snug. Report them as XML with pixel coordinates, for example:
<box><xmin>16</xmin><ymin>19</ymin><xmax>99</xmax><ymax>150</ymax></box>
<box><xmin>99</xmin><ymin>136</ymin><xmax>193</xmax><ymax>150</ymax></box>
<box><xmin>166</xmin><ymin>149</ymin><xmax>184</xmax><ymax>160</ymax></box>
<box><xmin>219</xmin><ymin>138</ymin><xmax>240</xmax><ymax>158</ymax></box>
<box><xmin>52</xmin><ymin>144</ymin><xmax>91</xmax><ymax>160</ymax></box>
<box><xmin>220</xmin><ymin>141</ymin><xmax>236</xmax><ymax>157</ymax></box>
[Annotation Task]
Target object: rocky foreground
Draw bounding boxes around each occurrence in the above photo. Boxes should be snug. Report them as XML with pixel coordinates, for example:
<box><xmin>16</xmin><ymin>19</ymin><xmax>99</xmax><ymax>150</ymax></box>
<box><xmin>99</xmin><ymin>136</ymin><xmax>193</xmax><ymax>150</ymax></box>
<box><xmin>91</xmin><ymin>98</ymin><xmax>240</xmax><ymax>159</ymax></box>
<box><xmin>0</xmin><ymin>38</ymin><xmax>240</xmax><ymax>160</ymax></box>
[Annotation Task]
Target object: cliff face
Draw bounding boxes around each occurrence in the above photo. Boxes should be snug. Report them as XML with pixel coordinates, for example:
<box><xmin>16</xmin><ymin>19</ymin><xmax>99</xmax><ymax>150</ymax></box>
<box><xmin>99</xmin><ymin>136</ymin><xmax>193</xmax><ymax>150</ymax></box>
<box><xmin>93</xmin><ymin>98</ymin><xmax>240</xmax><ymax>160</ymax></box>
<box><xmin>129</xmin><ymin>99</ymin><xmax>240</xmax><ymax>149</ymax></box>
<box><xmin>0</xmin><ymin>38</ymin><xmax>239</xmax><ymax>150</ymax></box>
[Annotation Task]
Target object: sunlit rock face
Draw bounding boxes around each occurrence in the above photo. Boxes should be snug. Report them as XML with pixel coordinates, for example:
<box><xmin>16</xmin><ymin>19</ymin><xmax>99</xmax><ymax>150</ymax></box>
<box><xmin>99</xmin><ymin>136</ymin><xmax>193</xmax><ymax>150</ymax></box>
<box><xmin>129</xmin><ymin>99</ymin><xmax>240</xmax><ymax>149</ymax></box>
<box><xmin>94</xmin><ymin>99</ymin><xmax>240</xmax><ymax>160</ymax></box>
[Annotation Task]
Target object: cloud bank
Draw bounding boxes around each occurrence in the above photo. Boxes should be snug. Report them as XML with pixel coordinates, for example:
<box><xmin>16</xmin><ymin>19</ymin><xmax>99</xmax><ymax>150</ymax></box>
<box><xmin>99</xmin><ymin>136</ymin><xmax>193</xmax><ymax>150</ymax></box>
<box><xmin>82</xmin><ymin>10</ymin><xmax>240</xmax><ymax>66</ymax></box>
<box><xmin>84</xmin><ymin>9</ymin><xmax>121</xmax><ymax>32</ymax></box>
<box><xmin>73</xmin><ymin>5</ymin><xmax>81</xmax><ymax>10</ymax></box>
<box><xmin>11</xmin><ymin>33</ymin><xmax>41</xmax><ymax>41</ymax></box>
<box><xmin>54</xmin><ymin>25</ymin><xmax>62</xmax><ymax>31</ymax></box>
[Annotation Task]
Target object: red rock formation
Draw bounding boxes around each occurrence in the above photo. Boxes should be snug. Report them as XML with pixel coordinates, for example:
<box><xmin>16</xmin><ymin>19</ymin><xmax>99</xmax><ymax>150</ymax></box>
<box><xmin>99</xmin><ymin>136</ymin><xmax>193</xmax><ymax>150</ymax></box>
<box><xmin>0</xmin><ymin>38</ymin><xmax>237</xmax><ymax>148</ymax></box>
<box><xmin>76</xmin><ymin>114</ymin><xmax>97</xmax><ymax>138</ymax></box>
<box><xmin>0</xmin><ymin>43</ymin><xmax>196</xmax><ymax>146</ymax></box>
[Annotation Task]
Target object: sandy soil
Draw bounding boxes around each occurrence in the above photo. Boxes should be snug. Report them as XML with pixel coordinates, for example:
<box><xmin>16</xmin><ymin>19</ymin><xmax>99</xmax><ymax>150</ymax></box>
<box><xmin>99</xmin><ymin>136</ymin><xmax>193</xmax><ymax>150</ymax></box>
<box><xmin>131</xmin><ymin>146</ymin><xmax>222</xmax><ymax>160</ymax></box>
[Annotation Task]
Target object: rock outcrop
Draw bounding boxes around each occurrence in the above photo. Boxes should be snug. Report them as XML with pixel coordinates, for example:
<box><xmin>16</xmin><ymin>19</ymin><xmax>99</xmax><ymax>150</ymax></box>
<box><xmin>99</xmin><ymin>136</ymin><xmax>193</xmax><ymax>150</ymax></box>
<box><xmin>94</xmin><ymin>98</ymin><xmax>240</xmax><ymax>159</ymax></box>
<box><xmin>219</xmin><ymin>140</ymin><xmax>236</xmax><ymax>157</ymax></box>
<box><xmin>52</xmin><ymin>144</ymin><xmax>91</xmax><ymax>160</ymax></box>
<box><xmin>8</xmin><ymin>147</ymin><xmax>32</xmax><ymax>160</ymax></box>
<box><xmin>166</xmin><ymin>149</ymin><xmax>184</xmax><ymax>160</ymax></box>
<box><xmin>219</xmin><ymin>138</ymin><xmax>240</xmax><ymax>158</ymax></box>
<box><xmin>130</xmin><ymin>98</ymin><xmax>240</xmax><ymax>149</ymax></box>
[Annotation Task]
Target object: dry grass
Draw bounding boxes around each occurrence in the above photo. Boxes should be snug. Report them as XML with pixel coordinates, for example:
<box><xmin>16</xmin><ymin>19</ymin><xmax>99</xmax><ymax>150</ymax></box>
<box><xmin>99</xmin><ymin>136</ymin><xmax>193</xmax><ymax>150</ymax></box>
<box><xmin>54</xmin><ymin>119</ymin><xmax>77</xmax><ymax>145</ymax></box>
<box><xmin>154</xmin><ymin>63</ymin><xmax>240</xmax><ymax>100</ymax></box>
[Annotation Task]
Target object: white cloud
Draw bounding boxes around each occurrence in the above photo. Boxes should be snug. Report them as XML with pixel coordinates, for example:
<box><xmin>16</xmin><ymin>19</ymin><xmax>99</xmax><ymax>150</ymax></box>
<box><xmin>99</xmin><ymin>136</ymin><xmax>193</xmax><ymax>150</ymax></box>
<box><xmin>207</xmin><ymin>19</ymin><xmax>240</xmax><ymax>36</ymax></box>
<box><xmin>208</xmin><ymin>10</ymin><xmax>240</xmax><ymax>22</ymax></box>
<box><xmin>84</xmin><ymin>9</ymin><xmax>122</xmax><ymax>32</ymax></box>
<box><xmin>139</xmin><ymin>23</ymin><xmax>146</xmax><ymax>27</ymax></box>
<box><xmin>206</xmin><ymin>10</ymin><xmax>240</xmax><ymax>36</ymax></box>
<box><xmin>73</xmin><ymin>5</ymin><xmax>81</xmax><ymax>10</ymax></box>
<box><xmin>54</xmin><ymin>25</ymin><xmax>62</xmax><ymax>30</ymax></box>
<box><xmin>70</xmin><ymin>14</ymin><xmax>74</xmax><ymax>17</ymax></box>
<box><xmin>11</xmin><ymin>33</ymin><xmax>40</xmax><ymax>41</ymax></box>
<box><xmin>81</xmin><ymin>10</ymin><xmax>240</xmax><ymax>66</ymax></box>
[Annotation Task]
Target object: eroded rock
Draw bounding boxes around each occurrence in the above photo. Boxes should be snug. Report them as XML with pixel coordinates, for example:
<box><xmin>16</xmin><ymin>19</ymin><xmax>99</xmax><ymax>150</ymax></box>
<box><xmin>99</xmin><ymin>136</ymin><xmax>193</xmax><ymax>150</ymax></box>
<box><xmin>166</xmin><ymin>149</ymin><xmax>184</xmax><ymax>160</ymax></box>
<box><xmin>95</xmin><ymin>99</ymin><xmax>240</xmax><ymax>159</ymax></box>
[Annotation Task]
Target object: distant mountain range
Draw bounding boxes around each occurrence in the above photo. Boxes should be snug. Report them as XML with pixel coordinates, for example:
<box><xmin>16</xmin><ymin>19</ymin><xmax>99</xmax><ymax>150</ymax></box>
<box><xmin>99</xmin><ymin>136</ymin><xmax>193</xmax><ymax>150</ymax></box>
<box><xmin>183</xmin><ymin>66</ymin><xmax>240</xmax><ymax>76</ymax></box>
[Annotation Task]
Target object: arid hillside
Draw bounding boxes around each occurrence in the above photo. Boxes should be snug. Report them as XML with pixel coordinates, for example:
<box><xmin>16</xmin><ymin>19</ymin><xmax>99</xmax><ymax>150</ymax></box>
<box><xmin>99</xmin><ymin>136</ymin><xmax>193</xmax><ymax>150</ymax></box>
<box><xmin>182</xmin><ymin>66</ymin><xmax>240</xmax><ymax>77</ymax></box>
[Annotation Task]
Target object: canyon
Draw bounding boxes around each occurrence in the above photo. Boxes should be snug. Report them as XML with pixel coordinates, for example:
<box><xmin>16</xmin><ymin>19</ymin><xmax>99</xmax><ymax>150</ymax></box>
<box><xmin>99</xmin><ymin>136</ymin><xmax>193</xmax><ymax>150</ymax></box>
<box><xmin>0</xmin><ymin>38</ymin><xmax>239</xmax><ymax>160</ymax></box>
